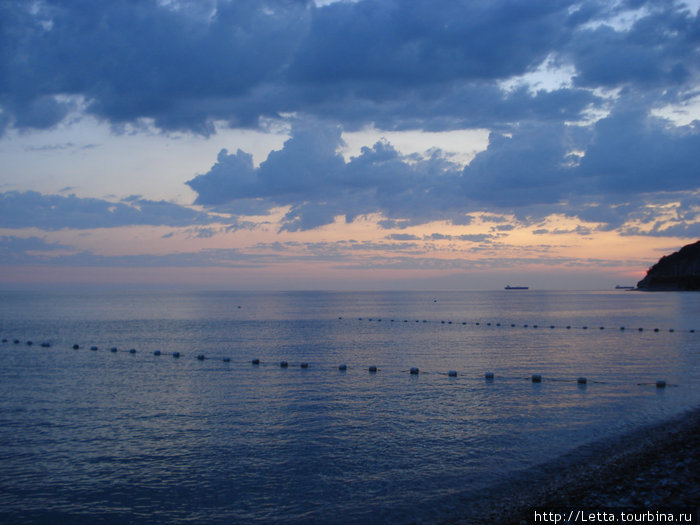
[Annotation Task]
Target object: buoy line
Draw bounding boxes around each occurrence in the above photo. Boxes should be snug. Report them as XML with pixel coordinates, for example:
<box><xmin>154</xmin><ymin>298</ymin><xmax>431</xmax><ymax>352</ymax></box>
<box><xmin>348</xmin><ymin>317</ymin><xmax>697</xmax><ymax>334</ymax></box>
<box><xmin>0</xmin><ymin>337</ymin><xmax>681</xmax><ymax>388</ymax></box>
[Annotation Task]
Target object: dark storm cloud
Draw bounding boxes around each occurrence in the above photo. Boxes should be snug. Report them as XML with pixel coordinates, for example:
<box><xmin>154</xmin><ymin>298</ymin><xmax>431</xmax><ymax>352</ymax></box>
<box><xmin>187</xmin><ymin>111</ymin><xmax>699</xmax><ymax>232</ymax></box>
<box><xmin>0</xmin><ymin>0</ymin><xmax>311</xmax><ymax>135</ymax></box>
<box><xmin>2</xmin><ymin>0</ymin><xmax>699</xmax><ymax>236</ymax></box>
<box><xmin>5</xmin><ymin>0</ymin><xmax>693</xmax><ymax>135</ymax></box>
<box><xmin>567</xmin><ymin>3</ymin><xmax>699</xmax><ymax>88</ymax></box>
<box><xmin>577</xmin><ymin>107</ymin><xmax>700</xmax><ymax>194</ymax></box>
<box><xmin>457</xmin><ymin>105</ymin><xmax>697</xmax><ymax>212</ymax></box>
<box><xmin>459</xmin><ymin>123</ymin><xmax>576</xmax><ymax>208</ymax></box>
<box><xmin>187</xmin><ymin>121</ymin><xmax>466</xmax><ymax>230</ymax></box>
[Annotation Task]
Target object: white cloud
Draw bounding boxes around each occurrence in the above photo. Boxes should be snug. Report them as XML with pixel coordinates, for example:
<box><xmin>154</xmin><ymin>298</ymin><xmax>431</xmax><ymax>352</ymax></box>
<box><xmin>340</xmin><ymin>127</ymin><xmax>490</xmax><ymax>167</ymax></box>
<box><xmin>499</xmin><ymin>54</ymin><xmax>577</xmax><ymax>95</ymax></box>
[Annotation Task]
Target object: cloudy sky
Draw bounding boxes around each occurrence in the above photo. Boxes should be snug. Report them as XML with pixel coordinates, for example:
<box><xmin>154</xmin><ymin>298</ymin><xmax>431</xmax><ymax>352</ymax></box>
<box><xmin>1</xmin><ymin>0</ymin><xmax>699</xmax><ymax>290</ymax></box>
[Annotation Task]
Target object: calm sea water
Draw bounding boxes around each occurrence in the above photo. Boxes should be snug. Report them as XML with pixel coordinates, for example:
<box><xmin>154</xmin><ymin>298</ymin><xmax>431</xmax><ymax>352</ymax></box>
<box><xmin>0</xmin><ymin>290</ymin><xmax>698</xmax><ymax>524</ymax></box>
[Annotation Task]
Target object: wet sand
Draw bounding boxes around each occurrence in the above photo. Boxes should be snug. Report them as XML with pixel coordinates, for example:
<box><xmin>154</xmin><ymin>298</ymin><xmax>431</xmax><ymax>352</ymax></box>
<box><xmin>450</xmin><ymin>407</ymin><xmax>699</xmax><ymax>524</ymax></box>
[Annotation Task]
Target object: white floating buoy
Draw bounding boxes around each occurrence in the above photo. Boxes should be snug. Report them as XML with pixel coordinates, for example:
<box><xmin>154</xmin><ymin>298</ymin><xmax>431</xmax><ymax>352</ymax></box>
<box><xmin>338</xmin><ymin>364</ymin><xmax>347</xmax><ymax>371</ymax></box>
<box><xmin>410</xmin><ymin>367</ymin><xmax>419</xmax><ymax>375</ymax></box>
<box><xmin>577</xmin><ymin>377</ymin><xmax>587</xmax><ymax>385</ymax></box>
<box><xmin>531</xmin><ymin>374</ymin><xmax>542</xmax><ymax>383</ymax></box>
<box><xmin>280</xmin><ymin>361</ymin><xmax>288</xmax><ymax>368</ymax></box>
<box><xmin>448</xmin><ymin>370</ymin><xmax>457</xmax><ymax>377</ymax></box>
<box><xmin>252</xmin><ymin>358</ymin><xmax>260</xmax><ymax>365</ymax></box>
<box><xmin>368</xmin><ymin>365</ymin><xmax>378</xmax><ymax>373</ymax></box>
<box><xmin>485</xmin><ymin>371</ymin><xmax>494</xmax><ymax>380</ymax></box>
<box><xmin>656</xmin><ymin>380</ymin><xmax>666</xmax><ymax>388</ymax></box>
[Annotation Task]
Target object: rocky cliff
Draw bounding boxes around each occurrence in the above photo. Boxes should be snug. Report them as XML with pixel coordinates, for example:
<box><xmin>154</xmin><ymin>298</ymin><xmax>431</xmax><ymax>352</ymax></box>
<box><xmin>636</xmin><ymin>240</ymin><xmax>700</xmax><ymax>291</ymax></box>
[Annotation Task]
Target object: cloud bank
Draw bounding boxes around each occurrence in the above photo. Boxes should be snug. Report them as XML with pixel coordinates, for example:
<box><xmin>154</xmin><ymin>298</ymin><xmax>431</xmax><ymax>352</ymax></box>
<box><xmin>1</xmin><ymin>0</ymin><xmax>699</xmax><ymax>238</ymax></box>
<box><xmin>0</xmin><ymin>191</ymin><xmax>215</xmax><ymax>230</ymax></box>
<box><xmin>187</xmin><ymin>113</ymin><xmax>700</xmax><ymax>234</ymax></box>
<box><xmin>2</xmin><ymin>0</ymin><xmax>697</xmax><ymax>135</ymax></box>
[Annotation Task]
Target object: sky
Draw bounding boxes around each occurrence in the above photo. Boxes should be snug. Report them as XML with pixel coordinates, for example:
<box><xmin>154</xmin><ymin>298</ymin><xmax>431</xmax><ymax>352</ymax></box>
<box><xmin>1</xmin><ymin>0</ymin><xmax>700</xmax><ymax>291</ymax></box>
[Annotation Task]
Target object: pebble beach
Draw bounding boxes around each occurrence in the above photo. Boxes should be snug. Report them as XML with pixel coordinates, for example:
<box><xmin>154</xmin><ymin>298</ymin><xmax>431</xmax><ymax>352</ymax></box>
<box><xmin>456</xmin><ymin>407</ymin><xmax>699</xmax><ymax>524</ymax></box>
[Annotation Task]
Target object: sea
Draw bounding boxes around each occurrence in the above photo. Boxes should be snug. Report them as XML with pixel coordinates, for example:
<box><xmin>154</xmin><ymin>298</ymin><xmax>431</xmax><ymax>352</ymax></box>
<box><xmin>0</xmin><ymin>290</ymin><xmax>698</xmax><ymax>524</ymax></box>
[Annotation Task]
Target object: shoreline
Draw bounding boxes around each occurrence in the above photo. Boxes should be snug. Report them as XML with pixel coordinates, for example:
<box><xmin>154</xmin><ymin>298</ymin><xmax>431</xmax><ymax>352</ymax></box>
<box><xmin>450</xmin><ymin>407</ymin><xmax>699</xmax><ymax>524</ymax></box>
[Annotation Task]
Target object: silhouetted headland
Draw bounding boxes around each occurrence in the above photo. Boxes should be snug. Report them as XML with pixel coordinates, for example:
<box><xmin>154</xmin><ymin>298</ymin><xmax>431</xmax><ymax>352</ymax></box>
<box><xmin>637</xmin><ymin>240</ymin><xmax>700</xmax><ymax>291</ymax></box>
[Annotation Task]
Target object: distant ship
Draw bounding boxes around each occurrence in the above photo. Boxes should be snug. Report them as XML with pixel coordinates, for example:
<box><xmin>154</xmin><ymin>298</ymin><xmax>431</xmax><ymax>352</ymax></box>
<box><xmin>615</xmin><ymin>285</ymin><xmax>636</xmax><ymax>290</ymax></box>
<box><xmin>504</xmin><ymin>285</ymin><xmax>529</xmax><ymax>290</ymax></box>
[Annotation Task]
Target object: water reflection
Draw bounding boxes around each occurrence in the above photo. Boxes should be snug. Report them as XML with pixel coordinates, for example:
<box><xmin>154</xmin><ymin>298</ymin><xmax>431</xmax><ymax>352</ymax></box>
<box><xmin>0</xmin><ymin>291</ymin><xmax>698</xmax><ymax>523</ymax></box>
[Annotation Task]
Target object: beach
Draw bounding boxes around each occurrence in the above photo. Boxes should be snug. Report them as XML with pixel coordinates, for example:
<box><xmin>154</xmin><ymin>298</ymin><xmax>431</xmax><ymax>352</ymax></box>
<box><xmin>458</xmin><ymin>407</ymin><xmax>699</xmax><ymax>524</ymax></box>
